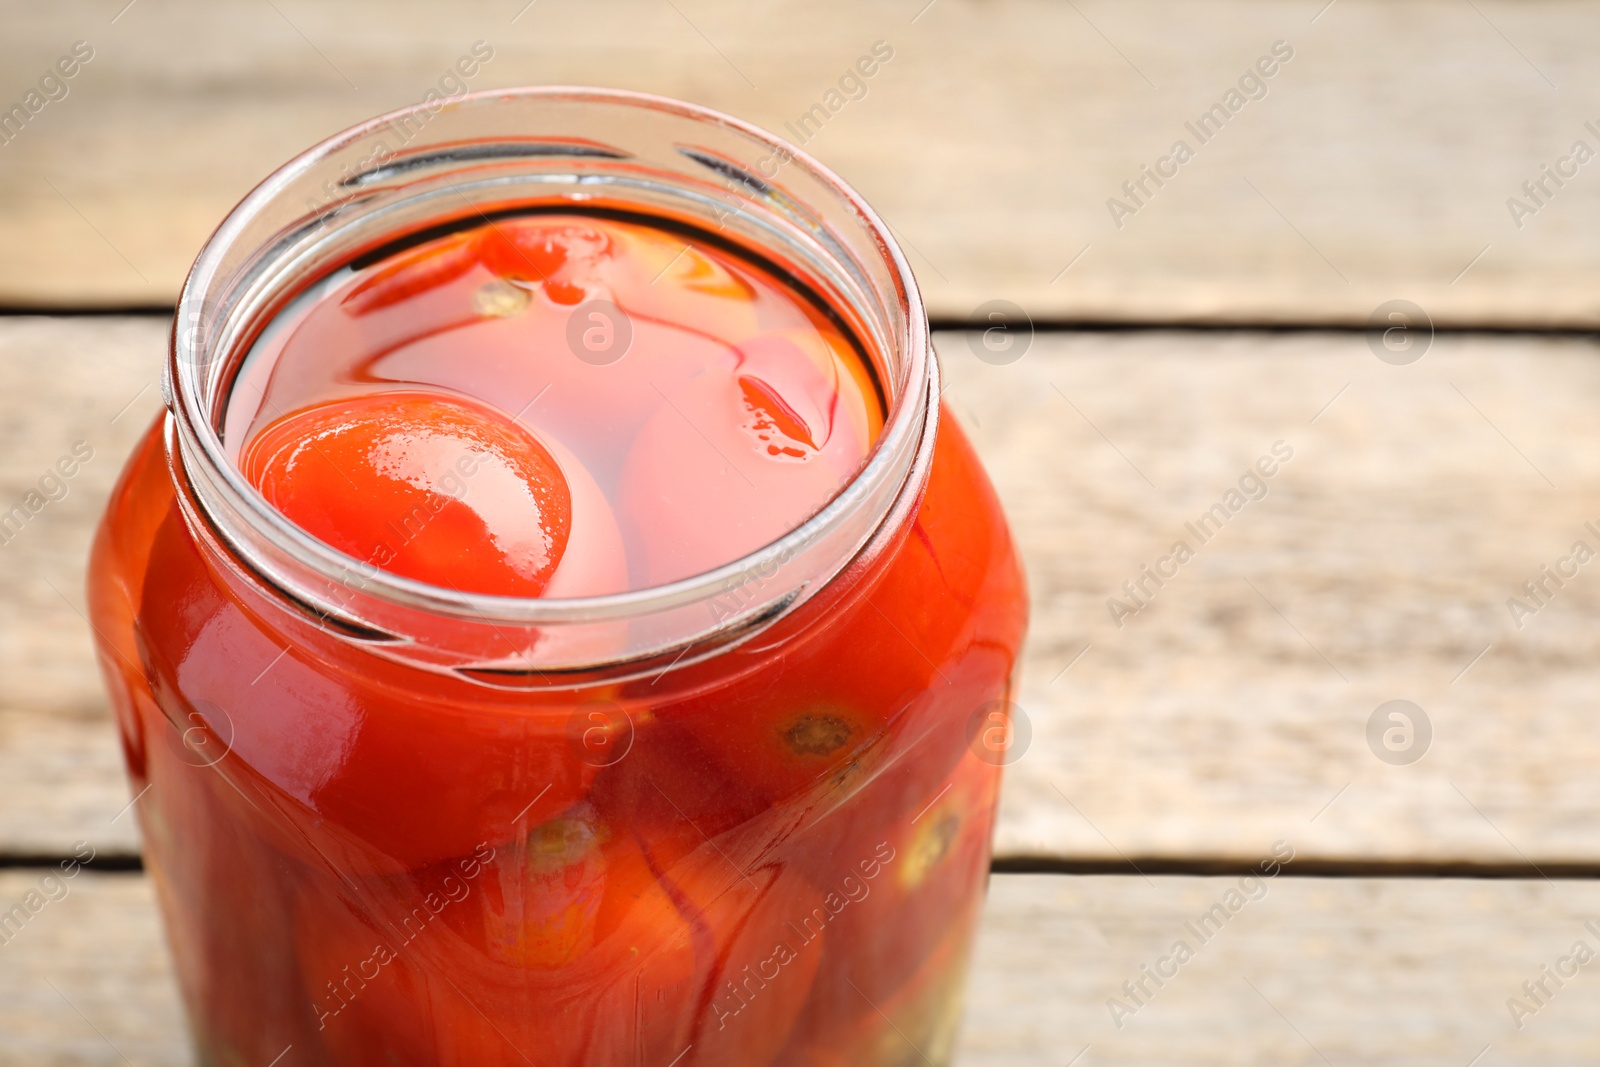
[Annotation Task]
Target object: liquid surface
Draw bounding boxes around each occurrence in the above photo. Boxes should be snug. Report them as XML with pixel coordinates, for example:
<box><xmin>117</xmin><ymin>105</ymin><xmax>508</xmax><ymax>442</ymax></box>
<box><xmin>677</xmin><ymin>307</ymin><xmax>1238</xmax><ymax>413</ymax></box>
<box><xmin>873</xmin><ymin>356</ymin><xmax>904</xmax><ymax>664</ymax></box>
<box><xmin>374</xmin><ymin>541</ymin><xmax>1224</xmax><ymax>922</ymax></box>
<box><xmin>229</xmin><ymin>214</ymin><xmax>885</xmax><ymax>596</ymax></box>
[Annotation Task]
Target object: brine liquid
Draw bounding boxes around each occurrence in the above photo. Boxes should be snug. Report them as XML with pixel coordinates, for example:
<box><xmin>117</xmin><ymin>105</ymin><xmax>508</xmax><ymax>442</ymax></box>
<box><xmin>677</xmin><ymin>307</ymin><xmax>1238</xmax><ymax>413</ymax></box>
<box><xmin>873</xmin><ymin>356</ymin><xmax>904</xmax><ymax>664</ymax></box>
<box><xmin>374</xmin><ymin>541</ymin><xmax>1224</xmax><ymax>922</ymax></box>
<box><xmin>90</xmin><ymin>204</ymin><xmax>1026</xmax><ymax>1067</ymax></box>
<box><xmin>226</xmin><ymin>212</ymin><xmax>885</xmax><ymax>597</ymax></box>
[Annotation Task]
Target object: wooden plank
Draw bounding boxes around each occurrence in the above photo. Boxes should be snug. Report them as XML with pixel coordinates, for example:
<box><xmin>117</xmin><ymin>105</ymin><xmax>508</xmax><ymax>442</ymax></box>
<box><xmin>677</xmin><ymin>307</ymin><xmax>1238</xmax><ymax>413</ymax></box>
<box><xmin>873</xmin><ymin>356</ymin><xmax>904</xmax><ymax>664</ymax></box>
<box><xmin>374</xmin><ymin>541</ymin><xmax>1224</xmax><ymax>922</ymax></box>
<box><xmin>5</xmin><ymin>321</ymin><xmax>1600</xmax><ymax>866</ymax></box>
<box><xmin>0</xmin><ymin>318</ymin><xmax>163</xmax><ymax>856</ymax></box>
<box><xmin>961</xmin><ymin>874</ymin><xmax>1600</xmax><ymax>1065</ymax></box>
<box><xmin>2</xmin><ymin>1</ymin><xmax>1598</xmax><ymax>325</ymax></box>
<box><xmin>4</xmin><ymin>871</ymin><xmax>1599</xmax><ymax>1064</ymax></box>
<box><xmin>943</xmin><ymin>329</ymin><xmax>1600</xmax><ymax>864</ymax></box>
<box><xmin>0</xmin><ymin>872</ymin><xmax>188</xmax><ymax>1067</ymax></box>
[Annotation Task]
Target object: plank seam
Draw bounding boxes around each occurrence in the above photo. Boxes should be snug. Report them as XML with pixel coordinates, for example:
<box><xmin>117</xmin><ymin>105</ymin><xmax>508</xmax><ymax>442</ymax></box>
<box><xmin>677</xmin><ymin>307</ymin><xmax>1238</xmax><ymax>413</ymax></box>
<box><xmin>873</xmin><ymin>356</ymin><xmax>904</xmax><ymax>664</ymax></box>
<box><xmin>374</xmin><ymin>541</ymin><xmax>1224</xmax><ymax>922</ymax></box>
<box><xmin>992</xmin><ymin>855</ymin><xmax>1600</xmax><ymax>880</ymax></box>
<box><xmin>0</xmin><ymin>306</ymin><xmax>1597</xmax><ymax>339</ymax></box>
<box><xmin>8</xmin><ymin>853</ymin><xmax>1600</xmax><ymax>880</ymax></box>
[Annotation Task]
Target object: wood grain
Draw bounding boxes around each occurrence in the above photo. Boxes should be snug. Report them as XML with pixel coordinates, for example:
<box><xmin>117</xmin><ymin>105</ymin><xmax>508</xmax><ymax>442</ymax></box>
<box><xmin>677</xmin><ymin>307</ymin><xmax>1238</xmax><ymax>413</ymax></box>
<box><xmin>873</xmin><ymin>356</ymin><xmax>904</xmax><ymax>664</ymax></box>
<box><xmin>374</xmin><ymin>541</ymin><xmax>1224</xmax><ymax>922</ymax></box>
<box><xmin>0</xmin><ymin>872</ymin><xmax>188</xmax><ymax>1067</ymax></box>
<box><xmin>0</xmin><ymin>318</ymin><xmax>164</xmax><ymax>856</ymax></box>
<box><xmin>3</xmin><ymin>321</ymin><xmax>1599</xmax><ymax>865</ymax></box>
<box><xmin>961</xmin><ymin>873</ymin><xmax>1600</xmax><ymax>1065</ymax></box>
<box><xmin>4</xmin><ymin>871</ymin><xmax>1598</xmax><ymax>1065</ymax></box>
<box><xmin>9</xmin><ymin>316</ymin><xmax>1600</xmax><ymax>857</ymax></box>
<box><xmin>942</xmin><ymin>328</ymin><xmax>1600</xmax><ymax>864</ymax></box>
<box><xmin>2</xmin><ymin>1</ymin><xmax>1598</xmax><ymax>325</ymax></box>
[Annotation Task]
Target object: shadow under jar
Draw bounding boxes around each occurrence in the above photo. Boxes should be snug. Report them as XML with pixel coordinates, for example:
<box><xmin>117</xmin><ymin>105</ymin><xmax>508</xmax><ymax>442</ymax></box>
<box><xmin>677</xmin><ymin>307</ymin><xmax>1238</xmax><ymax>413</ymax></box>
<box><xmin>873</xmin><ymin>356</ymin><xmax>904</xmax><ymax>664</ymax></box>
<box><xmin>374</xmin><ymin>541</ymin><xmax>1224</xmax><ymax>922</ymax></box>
<box><xmin>86</xmin><ymin>88</ymin><xmax>1027</xmax><ymax>1067</ymax></box>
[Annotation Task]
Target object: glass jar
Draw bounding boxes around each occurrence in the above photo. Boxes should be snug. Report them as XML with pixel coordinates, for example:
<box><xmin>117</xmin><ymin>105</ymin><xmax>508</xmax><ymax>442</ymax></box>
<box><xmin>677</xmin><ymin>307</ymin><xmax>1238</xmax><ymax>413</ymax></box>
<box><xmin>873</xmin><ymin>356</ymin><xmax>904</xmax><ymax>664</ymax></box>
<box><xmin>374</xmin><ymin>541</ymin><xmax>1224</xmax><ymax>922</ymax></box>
<box><xmin>87</xmin><ymin>88</ymin><xmax>1027</xmax><ymax>1067</ymax></box>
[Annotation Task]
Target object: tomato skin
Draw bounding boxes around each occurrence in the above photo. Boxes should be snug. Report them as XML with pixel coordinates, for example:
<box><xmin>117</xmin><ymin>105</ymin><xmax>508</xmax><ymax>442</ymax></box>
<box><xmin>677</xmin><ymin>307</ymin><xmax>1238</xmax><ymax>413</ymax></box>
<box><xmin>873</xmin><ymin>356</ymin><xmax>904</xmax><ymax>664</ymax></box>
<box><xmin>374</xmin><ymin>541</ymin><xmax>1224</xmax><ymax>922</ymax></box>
<box><xmin>128</xmin><ymin>696</ymin><xmax>313</xmax><ymax>1067</ymax></box>
<box><xmin>476</xmin><ymin>218</ymin><xmax>612</xmax><ymax>300</ymax></box>
<box><xmin>291</xmin><ymin>834</ymin><xmax>693</xmax><ymax>1067</ymax></box>
<box><xmin>337</xmin><ymin>806</ymin><xmax>829</xmax><ymax>1066</ymax></box>
<box><xmin>341</xmin><ymin>232</ymin><xmax>481</xmax><ymax>316</ymax></box>
<box><xmin>616</xmin><ymin>364</ymin><xmax>862</xmax><ymax>586</ymax></box>
<box><xmin>295</xmin><ymin>893</ymin><xmax>440</xmax><ymax>1067</ymax></box>
<box><xmin>134</xmin><ymin>505</ymin><xmax>594</xmax><ymax>876</ymax></box>
<box><xmin>781</xmin><ymin>750</ymin><xmax>1000</xmax><ymax>1044</ymax></box>
<box><xmin>656</xmin><ymin>412</ymin><xmax>1027</xmax><ymax>820</ymax></box>
<box><xmin>243</xmin><ymin>391</ymin><xmax>573</xmax><ymax>599</ymax></box>
<box><xmin>775</xmin><ymin>906</ymin><xmax>977</xmax><ymax>1067</ymax></box>
<box><xmin>676</xmin><ymin>860</ymin><xmax>827</xmax><ymax>1066</ymax></box>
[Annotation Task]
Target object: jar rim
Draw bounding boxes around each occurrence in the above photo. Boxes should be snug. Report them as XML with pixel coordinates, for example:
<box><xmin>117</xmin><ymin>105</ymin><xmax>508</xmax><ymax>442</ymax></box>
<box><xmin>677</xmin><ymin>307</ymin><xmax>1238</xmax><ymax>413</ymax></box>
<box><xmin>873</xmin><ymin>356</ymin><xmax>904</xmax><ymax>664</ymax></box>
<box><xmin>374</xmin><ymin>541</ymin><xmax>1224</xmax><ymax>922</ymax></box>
<box><xmin>169</xmin><ymin>85</ymin><xmax>933</xmax><ymax>643</ymax></box>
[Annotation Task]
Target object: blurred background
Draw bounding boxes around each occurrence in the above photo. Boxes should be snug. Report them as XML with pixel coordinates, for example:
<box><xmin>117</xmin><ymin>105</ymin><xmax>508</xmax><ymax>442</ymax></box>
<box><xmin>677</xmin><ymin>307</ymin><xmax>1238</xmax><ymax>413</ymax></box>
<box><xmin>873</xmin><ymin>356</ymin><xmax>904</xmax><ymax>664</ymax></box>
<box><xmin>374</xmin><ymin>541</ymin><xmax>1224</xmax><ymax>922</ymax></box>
<box><xmin>2</xmin><ymin>1</ymin><xmax>1599</xmax><ymax>1063</ymax></box>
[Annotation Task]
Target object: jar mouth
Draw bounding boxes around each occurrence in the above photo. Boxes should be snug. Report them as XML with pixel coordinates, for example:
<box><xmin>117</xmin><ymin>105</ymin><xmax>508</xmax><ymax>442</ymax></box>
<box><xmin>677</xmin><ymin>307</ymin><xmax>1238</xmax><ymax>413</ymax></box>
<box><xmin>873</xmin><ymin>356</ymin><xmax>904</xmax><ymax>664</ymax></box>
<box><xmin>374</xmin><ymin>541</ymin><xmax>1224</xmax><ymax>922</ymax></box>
<box><xmin>169</xmin><ymin>87</ymin><xmax>934</xmax><ymax>669</ymax></box>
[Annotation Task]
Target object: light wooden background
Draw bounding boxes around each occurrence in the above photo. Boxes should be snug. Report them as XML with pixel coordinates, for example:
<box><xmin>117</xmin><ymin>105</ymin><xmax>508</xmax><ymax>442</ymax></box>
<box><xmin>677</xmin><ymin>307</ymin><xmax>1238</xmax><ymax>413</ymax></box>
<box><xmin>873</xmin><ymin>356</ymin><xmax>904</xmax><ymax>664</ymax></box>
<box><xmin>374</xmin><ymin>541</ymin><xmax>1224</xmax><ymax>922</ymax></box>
<box><xmin>2</xmin><ymin>0</ymin><xmax>1599</xmax><ymax>1063</ymax></box>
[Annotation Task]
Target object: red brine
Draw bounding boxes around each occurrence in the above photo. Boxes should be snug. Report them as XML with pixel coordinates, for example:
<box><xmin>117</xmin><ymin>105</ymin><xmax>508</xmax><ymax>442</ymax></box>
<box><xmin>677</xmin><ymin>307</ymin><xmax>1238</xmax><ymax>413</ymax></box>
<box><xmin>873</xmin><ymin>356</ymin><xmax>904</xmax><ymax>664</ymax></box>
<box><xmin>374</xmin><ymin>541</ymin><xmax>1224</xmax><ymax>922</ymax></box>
<box><xmin>87</xmin><ymin>90</ymin><xmax>1026</xmax><ymax>1067</ymax></box>
<box><xmin>228</xmin><ymin>214</ymin><xmax>884</xmax><ymax>598</ymax></box>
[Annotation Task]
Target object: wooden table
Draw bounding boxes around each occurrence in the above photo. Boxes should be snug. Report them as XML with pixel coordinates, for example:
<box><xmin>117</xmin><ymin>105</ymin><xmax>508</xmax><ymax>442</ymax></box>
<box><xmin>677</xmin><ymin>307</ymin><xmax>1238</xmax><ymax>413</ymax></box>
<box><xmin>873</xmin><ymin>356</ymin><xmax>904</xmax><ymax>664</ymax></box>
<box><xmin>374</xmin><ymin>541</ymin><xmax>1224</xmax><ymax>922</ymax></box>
<box><xmin>3</xmin><ymin>2</ymin><xmax>1598</xmax><ymax>1063</ymax></box>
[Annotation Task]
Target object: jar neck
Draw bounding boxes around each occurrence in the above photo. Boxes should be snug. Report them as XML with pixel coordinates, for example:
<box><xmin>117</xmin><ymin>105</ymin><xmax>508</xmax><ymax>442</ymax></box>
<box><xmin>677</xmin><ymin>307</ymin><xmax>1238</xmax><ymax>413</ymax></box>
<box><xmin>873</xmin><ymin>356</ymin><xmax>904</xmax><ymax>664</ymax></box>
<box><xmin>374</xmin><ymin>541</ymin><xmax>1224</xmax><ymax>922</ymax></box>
<box><xmin>168</xmin><ymin>88</ymin><xmax>934</xmax><ymax>674</ymax></box>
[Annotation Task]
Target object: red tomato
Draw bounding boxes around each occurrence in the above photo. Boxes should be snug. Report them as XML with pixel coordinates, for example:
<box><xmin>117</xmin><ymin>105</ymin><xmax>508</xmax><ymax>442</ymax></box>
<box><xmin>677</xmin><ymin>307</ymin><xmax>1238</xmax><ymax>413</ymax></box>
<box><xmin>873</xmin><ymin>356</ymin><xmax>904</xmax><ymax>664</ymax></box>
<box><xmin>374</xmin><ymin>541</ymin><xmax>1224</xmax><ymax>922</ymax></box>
<box><xmin>400</xmin><ymin>786</ymin><xmax>834</xmax><ymax>1065</ymax></box>
<box><xmin>674</xmin><ymin>859</ymin><xmax>827</xmax><ymax>1065</ymax></box>
<box><xmin>295</xmin><ymin>888</ymin><xmax>437</xmax><ymax>1066</ymax></box>
<box><xmin>476</xmin><ymin>218</ymin><xmax>612</xmax><ymax>304</ymax></box>
<box><xmin>135</xmin><ymin>705</ymin><xmax>312</xmax><ymax>1067</ymax></box>
<box><xmin>777</xmin><ymin>910</ymin><xmax>977</xmax><ymax>1067</ymax></box>
<box><xmin>341</xmin><ymin>232</ymin><xmax>480</xmax><ymax>316</ymax></box>
<box><xmin>650</xmin><ymin>413</ymin><xmax>1024</xmax><ymax>821</ymax></box>
<box><xmin>786</xmin><ymin>749</ymin><xmax>999</xmax><ymax>1039</ymax></box>
<box><xmin>243</xmin><ymin>391</ymin><xmax>572</xmax><ymax>598</ymax></box>
<box><xmin>585</xmin><ymin>709</ymin><xmax>778</xmax><ymax>878</ymax></box>
<box><xmin>293</xmin><ymin>867</ymin><xmax>560</xmax><ymax>1067</ymax></box>
<box><xmin>615</xmin><ymin>353</ymin><xmax>862</xmax><ymax>586</ymax></box>
<box><xmin>136</xmin><ymin>507</ymin><xmax>593</xmax><ymax>876</ymax></box>
<box><xmin>394</xmin><ymin>806</ymin><xmax>700</xmax><ymax>1063</ymax></box>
